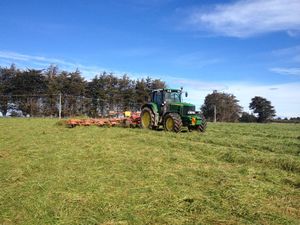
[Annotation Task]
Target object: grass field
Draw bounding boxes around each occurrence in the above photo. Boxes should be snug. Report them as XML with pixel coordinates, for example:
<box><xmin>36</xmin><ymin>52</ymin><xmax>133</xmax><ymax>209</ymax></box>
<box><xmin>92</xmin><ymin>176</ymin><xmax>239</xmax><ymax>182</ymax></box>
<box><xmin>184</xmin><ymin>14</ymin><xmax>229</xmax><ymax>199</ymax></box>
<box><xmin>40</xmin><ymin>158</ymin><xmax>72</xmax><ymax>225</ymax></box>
<box><xmin>0</xmin><ymin>119</ymin><xmax>299</xmax><ymax>225</ymax></box>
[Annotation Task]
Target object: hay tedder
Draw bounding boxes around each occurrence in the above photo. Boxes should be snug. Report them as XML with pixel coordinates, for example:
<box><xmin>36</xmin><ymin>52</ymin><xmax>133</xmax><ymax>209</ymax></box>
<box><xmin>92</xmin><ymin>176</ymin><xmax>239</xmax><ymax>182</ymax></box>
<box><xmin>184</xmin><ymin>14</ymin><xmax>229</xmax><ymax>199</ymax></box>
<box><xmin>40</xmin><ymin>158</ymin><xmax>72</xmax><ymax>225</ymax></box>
<box><xmin>66</xmin><ymin>112</ymin><xmax>140</xmax><ymax>128</ymax></box>
<box><xmin>66</xmin><ymin>88</ymin><xmax>206</xmax><ymax>133</ymax></box>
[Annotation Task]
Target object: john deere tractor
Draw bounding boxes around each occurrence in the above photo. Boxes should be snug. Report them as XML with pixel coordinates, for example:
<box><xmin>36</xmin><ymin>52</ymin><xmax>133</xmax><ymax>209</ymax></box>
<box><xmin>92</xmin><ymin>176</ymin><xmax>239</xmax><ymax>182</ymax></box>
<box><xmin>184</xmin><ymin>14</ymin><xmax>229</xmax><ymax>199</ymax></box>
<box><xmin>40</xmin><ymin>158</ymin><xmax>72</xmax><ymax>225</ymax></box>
<box><xmin>140</xmin><ymin>88</ymin><xmax>206</xmax><ymax>133</ymax></box>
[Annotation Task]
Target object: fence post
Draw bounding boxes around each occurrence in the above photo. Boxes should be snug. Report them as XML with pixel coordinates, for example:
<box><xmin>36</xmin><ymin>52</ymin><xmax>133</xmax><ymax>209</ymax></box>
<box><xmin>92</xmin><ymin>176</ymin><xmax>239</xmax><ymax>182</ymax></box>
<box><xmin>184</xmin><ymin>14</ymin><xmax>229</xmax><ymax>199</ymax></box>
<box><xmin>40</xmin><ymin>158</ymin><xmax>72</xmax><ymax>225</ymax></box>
<box><xmin>59</xmin><ymin>92</ymin><xmax>62</xmax><ymax>119</ymax></box>
<box><xmin>213</xmin><ymin>105</ymin><xmax>216</xmax><ymax>123</ymax></box>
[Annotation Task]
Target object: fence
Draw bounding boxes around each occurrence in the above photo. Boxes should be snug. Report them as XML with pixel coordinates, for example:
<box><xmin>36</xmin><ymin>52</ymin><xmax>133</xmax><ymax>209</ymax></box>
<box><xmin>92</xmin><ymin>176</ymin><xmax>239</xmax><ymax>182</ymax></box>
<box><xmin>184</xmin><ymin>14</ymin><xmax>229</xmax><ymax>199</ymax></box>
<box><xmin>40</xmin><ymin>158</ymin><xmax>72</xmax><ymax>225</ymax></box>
<box><xmin>0</xmin><ymin>94</ymin><xmax>141</xmax><ymax>118</ymax></box>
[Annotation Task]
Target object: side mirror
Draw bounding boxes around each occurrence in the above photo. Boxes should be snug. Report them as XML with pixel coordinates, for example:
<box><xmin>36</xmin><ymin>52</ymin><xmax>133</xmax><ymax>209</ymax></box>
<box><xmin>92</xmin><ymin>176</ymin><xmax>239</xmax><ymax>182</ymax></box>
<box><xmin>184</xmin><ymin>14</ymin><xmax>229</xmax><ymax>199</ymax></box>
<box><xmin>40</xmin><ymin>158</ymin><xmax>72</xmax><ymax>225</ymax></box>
<box><xmin>185</xmin><ymin>92</ymin><xmax>188</xmax><ymax>98</ymax></box>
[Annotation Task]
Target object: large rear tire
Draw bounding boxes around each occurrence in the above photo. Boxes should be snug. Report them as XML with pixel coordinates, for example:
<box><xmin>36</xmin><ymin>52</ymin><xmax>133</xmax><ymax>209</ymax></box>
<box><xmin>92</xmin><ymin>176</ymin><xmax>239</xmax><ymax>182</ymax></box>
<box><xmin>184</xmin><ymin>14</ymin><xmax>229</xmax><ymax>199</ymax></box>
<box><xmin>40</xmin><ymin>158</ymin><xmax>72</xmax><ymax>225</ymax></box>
<box><xmin>140</xmin><ymin>107</ymin><xmax>155</xmax><ymax>129</ymax></box>
<box><xmin>163</xmin><ymin>113</ymin><xmax>182</xmax><ymax>133</ymax></box>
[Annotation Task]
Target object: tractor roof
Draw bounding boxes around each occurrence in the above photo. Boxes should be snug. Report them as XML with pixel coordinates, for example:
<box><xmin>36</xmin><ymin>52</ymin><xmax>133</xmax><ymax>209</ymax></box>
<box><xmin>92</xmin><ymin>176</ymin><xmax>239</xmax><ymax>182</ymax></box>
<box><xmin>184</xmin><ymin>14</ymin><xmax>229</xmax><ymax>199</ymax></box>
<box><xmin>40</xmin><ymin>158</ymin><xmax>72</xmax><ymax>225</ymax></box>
<box><xmin>152</xmin><ymin>88</ymin><xmax>181</xmax><ymax>92</ymax></box>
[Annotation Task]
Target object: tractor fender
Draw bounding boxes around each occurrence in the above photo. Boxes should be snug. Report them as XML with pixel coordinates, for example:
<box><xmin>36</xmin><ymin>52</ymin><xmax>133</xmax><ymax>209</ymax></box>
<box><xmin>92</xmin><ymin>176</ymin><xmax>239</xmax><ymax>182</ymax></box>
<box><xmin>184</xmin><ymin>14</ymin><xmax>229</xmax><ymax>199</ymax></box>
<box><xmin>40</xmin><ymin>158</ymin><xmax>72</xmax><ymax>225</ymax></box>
<box><xmin>141</xmin><ymin>103</ymin><xmax>159</xmax><ymax>125</ymax></box>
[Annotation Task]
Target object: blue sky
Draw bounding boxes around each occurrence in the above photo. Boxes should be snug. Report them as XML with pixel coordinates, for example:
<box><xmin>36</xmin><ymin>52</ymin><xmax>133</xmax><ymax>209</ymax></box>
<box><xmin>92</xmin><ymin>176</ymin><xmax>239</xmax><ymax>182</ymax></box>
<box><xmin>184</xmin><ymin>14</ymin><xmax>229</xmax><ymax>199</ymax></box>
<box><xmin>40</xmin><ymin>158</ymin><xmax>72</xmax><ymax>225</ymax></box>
<box><xmin>0</xmin><ymin>0</ymin><xmax>299</xmax><ymax>117</ymax></box>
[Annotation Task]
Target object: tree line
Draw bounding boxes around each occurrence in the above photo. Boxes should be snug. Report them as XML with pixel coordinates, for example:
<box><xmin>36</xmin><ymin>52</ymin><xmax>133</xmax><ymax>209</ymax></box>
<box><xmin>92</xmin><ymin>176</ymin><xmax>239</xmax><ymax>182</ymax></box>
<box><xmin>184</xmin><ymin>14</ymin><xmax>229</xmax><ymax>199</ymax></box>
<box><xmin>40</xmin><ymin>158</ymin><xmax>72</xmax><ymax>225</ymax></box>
<box><xmin>0</xmin><ymin>64</ymin><xmax>165</xmax><ymax>117</ymax></box>
<box><xmin>201</xmin><ymin>91</ymin><xmax>276</xmax><ymax>123</ymax></box>
<box><xmin>1</xmin><ymin>64</ymin><xmax>279</xmax><ymax>122</ymax></box>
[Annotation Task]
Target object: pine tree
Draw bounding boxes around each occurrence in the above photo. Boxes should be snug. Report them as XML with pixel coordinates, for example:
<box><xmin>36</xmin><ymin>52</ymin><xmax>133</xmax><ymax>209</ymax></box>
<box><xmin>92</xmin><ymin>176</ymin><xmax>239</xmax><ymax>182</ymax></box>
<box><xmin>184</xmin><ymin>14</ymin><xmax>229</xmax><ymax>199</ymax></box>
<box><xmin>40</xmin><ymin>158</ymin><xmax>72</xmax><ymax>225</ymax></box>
<box><xmin>249</xmin><ymin>96</ymin><xmax>276</xmax><ymax>122</ymax></box>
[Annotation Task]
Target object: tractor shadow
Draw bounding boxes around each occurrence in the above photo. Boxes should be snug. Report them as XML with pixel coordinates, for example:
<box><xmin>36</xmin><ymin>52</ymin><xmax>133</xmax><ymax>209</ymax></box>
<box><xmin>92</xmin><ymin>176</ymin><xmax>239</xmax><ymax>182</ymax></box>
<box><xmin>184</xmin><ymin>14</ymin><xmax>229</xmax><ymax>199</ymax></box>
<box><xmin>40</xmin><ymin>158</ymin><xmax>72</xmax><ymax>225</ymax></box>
<box><xmin>154</xmin><ymin>127</ymin><xmax>189</xmax><ymax>133</ymax></box>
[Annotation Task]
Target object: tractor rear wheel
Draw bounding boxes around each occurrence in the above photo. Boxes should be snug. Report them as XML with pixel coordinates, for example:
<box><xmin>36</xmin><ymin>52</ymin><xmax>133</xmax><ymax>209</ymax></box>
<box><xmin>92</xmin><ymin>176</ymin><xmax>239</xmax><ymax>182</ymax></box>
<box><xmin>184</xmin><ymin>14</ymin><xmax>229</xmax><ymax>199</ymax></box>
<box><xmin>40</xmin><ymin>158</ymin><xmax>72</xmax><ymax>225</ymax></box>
<box><xmin>140</xmin><ymin>107</ymin><xmax>155</xmax><ymax>129</ymax></box>
<box><xmin>164</xmin><ymin>113</ymin><xmax>182</xmax><ymax>133</ymax></box>
<box><xmin>197</xmin><ymin>115</ymin><xmax>207</xmax><ymax>132</ymax></box>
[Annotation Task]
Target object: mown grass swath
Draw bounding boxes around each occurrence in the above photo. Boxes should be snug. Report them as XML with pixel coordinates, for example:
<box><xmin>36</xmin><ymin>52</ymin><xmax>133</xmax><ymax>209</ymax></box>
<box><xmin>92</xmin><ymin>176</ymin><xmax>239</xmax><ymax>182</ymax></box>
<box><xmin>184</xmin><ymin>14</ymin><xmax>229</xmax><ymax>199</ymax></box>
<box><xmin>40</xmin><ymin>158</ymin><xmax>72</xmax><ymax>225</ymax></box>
<box><xmin>0</xmin><ymin>119</ymin><xmax>299</xmax><ymax>224</ymax></box>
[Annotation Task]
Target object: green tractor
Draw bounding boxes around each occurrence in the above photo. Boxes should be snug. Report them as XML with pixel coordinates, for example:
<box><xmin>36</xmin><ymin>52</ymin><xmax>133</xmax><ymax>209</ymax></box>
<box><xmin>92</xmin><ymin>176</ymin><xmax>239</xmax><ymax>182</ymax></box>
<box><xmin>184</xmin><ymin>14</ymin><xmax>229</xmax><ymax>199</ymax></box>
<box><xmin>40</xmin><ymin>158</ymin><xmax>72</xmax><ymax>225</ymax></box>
<box><xmin>140</xmin><ymin>88</ymin><xmax>206</xmax><ymax>133</ymax></box>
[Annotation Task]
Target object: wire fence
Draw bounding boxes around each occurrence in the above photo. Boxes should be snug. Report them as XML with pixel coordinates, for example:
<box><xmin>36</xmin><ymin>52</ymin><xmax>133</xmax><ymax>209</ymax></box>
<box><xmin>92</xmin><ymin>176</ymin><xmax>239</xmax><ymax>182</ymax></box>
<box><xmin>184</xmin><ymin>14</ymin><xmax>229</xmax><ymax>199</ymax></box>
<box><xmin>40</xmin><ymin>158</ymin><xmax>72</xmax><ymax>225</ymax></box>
<box><xmin>0</xmin><ymin>94</ymin><xmax>141</xmax><ymax>118</ymax></box>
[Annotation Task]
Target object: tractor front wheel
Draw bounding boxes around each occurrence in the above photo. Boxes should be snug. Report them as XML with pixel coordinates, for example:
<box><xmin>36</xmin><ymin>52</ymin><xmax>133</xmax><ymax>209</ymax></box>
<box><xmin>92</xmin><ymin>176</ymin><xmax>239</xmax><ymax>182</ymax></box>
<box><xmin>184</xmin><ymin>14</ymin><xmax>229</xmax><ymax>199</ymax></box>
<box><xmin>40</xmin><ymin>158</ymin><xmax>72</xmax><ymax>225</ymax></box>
<box><xmin>164</xmin><ymin>113</ymin><xmax>182</xmax><ymax>133</ymax></box>
<box><xmin>197</xmin><ymin>115</ymin><xmax>207</xmax><ymax>132</ymax></box>
<box><xmin>140</xmin><ymin>107</ymin><xmax>155</xmax><ymax>129</ymax></box>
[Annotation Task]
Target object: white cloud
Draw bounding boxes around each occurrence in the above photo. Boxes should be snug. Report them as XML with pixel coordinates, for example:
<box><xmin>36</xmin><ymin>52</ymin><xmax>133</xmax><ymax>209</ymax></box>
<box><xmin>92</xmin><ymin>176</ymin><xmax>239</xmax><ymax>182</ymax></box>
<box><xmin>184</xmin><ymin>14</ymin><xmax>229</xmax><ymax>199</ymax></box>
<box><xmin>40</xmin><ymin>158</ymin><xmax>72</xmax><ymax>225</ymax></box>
<box><xmin>270</xmin><ymin>67</ymin><xmax>300</xmax><ymax>76</ymax></box>
<box><xmin>0</xmin><ymin>50</ymin><xmax>168</xmax><ymax>81</ymax></box>
<box><xmin>187</xmin><ymin>0</ymin><xmax>300</xmax><ymax>37</ymax></box>
<box><xmin>227</xmin><ymin>82</ymin><xmax>300</xmax><ymax>117</ymax></box>
<box><xmin>0</xmin><ymin>50</ymin><xmax>172</xmax><ymax>82</ymax></box>
<box><xmin>0</xmin><ymin>51</ymin><xmax>108</xmax><ymax>78</ymax></box>
<box><xmin>165</xmin><ymin>76</ymin><xmax>300</xmax><ymax>117</ymax></box>
<box><xmin>0</xmin><ymin>51</ymin><xmax>67</xmax><ymax>65</ymax></box>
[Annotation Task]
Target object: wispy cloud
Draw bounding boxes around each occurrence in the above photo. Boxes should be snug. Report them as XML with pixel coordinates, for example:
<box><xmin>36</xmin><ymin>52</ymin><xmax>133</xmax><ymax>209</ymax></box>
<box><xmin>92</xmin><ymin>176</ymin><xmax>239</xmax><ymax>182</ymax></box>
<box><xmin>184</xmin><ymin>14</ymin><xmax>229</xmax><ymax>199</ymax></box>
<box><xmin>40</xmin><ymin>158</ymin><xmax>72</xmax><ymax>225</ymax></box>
<box><xmin>287</xmin><ymin>30</ymin><xmax>300</xmax><ymax>37</ymax></box>
<box><xmin>186</xmin><ymin>0</ymin><xmax>300</xmax><ymax>37</ymax></box>
<box><xmin>167</xmin><ymin>76</ymin><xmax>226</xmax><ymax>91</ymax></box>
<box><xmin>0</xmin><ymin>51</ymin><xmax>67</xmax><ymax>65</ymax></box>
<box><xmin>112</xmin><ymin>47</ymin><xmax>159</xmax><ymax>57</ymax></box>
<box><xmin>0</xmin><ymin>50</ymin><xmax>171</xmax><ymax>81</ymax></box>
<box><xmin>171</xmin><ymin>52</ymin><xmax>222</xmax><ymax>68</ymax></box>
<box><xmin>271</xmin><ymin>45</ymin><xmax>300</xmax><ymax>63</ymax></box>
<box><xmin>0</xmin><ymin>51</ymin><xmax>108</xmax><ymax>78</ymax></box>
<box><xmin>0</xmin><ymin>50</ymin><xmax>223</xmax><ymax>81</ymax></box>
<box><xmin>270</xmin><ymin>67</ymin><xmax>300</xmax><ymax>76</ymax></box>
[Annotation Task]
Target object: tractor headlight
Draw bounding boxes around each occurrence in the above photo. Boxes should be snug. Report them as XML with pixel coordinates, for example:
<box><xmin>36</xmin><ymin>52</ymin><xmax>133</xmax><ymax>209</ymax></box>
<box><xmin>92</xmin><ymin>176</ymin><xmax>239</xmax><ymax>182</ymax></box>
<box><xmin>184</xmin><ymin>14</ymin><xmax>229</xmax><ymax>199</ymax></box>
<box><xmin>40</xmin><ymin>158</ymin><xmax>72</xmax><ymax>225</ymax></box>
<box><xmin>187</xmin><ymin>111</ymin><xmax>196</xmax><ymax>115</ymax></box>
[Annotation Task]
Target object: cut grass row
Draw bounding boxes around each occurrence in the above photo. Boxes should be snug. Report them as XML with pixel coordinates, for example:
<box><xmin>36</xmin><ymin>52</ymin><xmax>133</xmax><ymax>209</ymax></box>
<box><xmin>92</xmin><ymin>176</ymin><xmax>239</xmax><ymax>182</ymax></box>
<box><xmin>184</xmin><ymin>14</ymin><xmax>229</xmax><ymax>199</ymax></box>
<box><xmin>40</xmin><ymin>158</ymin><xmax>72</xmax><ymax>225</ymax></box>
<box><xmin>0</xmin><ymin>119</ymin><xmax>299</xmax><ymax>224</ymax></box>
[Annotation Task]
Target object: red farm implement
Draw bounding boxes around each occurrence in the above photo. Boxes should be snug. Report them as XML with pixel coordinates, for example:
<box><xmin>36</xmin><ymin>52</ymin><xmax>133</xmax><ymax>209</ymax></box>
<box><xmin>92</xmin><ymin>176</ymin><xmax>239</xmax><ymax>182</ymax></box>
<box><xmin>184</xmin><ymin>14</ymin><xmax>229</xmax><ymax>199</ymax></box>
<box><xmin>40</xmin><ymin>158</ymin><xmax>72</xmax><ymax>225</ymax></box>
<box><xmin>65</xmin><ymin>112</ymin><xmax>140</xmax><ymax>128</ymax></box>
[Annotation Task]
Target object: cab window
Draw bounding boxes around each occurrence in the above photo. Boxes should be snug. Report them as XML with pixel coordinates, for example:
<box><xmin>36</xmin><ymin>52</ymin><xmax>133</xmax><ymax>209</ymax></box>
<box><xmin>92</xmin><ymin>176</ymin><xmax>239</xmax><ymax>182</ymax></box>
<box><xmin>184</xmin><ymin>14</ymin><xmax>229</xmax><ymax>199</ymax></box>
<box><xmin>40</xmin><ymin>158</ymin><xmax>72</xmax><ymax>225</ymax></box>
<box><xmin>154</xmin><ymin>92</ymin><xmax>162</xmax><ymax>105</ymax></box>
<box><xmin>165</xmin><ymin>92</ymin><xmax>181</xmax><ymax>103</ymax></box>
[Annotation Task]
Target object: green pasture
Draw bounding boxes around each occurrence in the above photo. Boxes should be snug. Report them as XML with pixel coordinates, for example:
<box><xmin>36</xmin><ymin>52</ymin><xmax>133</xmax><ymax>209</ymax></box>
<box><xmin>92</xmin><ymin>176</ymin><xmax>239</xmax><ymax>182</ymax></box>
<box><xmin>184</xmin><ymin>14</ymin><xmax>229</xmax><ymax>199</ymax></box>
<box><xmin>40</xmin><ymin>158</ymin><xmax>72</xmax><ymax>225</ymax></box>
<box><xmin>0</xmin><ymin>119</ymin><xmax>299</xmax><ymax>224</ymax></box>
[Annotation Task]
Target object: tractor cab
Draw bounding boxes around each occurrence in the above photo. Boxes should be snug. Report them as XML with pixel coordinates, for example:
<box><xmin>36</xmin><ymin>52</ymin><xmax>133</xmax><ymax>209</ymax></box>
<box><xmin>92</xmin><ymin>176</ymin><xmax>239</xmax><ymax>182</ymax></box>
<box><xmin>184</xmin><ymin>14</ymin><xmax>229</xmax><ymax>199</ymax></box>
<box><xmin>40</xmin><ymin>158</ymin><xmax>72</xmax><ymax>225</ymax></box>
<box><xmin>151</xmin><ymin>89</ymin><xmax>186</xmax><ymax>115</ymax></box>
<box><xmin>151</xmin><ymin>89</ymin><xmax>182</xmax><ymax>104</ymax></box>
